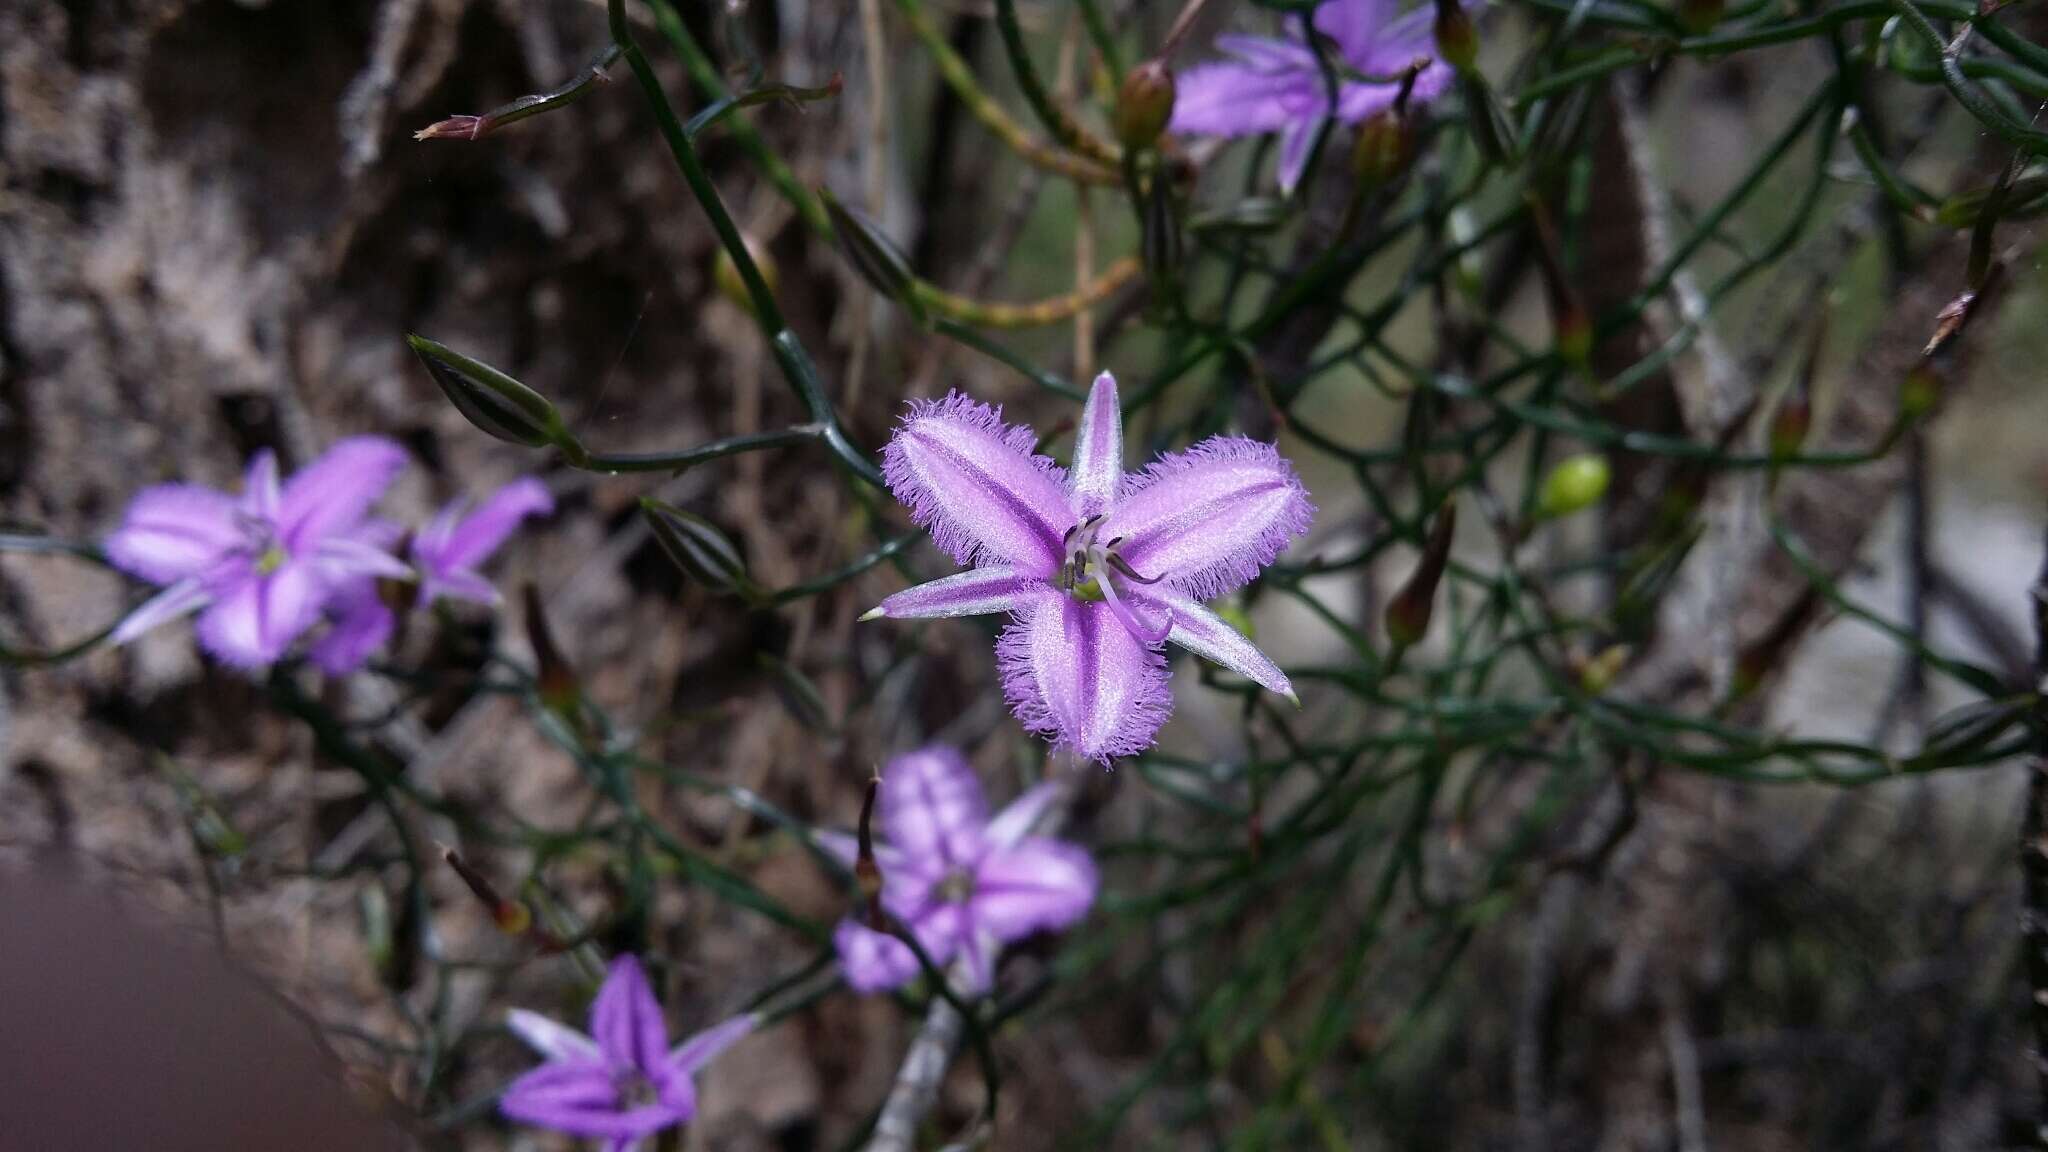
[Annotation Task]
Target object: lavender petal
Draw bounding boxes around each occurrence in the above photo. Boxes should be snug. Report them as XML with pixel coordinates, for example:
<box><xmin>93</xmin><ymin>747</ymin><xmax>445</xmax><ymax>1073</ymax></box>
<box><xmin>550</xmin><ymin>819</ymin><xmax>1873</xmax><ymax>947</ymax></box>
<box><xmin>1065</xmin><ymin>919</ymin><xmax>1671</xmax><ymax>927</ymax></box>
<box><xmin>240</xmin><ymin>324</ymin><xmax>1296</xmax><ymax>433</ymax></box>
<box><xmin>1102</xmin><ymin>437</ymin><xmax>1314</xmax><ymax>601</ymax></box>
<box><xmin>1067</xmin><ymin>372</ymin><xmax>1124</xmax><ymax>518</ymax></box>
<box><xmin>275</xmin><ymin>436</ymin><xmax>408</xmax><ymax>550</ymax></box>
<box><xmin>1154</xmin><ymin>592</ymin><xmax>1296</xmax><ymax>700</ymax></box>
<box><xmin>971</xmin><ymin>838</ymin><xmax>1098</xmax><ymax>940</ymax></box>
<box><xmin>881</xmin><ymin>745</ymin><xmax>991</xmax><ymax>872</ymax></box>
<box><xmin>868</xmin><ymin>566</ymin><xmax>1039</xmax><ymax>621</ymax></box>
<box><xmin>590</xmin><ymin>955</ymin><xmax>670</xmax><ymax>1074</ymax></box>
<box><xmin>997</xmin><ymin>592</ymin><xmax>1173</xmax><ymax>763</ymax></box>
<box><xmin>881</xmin><ymin>391</ymin><xmax>1073</xmax><ymax>576</ymax></box>
<box><xmin>104</xmin><ymin>485</ymin><xmax>241</xmax><ymax>585</ymax></box>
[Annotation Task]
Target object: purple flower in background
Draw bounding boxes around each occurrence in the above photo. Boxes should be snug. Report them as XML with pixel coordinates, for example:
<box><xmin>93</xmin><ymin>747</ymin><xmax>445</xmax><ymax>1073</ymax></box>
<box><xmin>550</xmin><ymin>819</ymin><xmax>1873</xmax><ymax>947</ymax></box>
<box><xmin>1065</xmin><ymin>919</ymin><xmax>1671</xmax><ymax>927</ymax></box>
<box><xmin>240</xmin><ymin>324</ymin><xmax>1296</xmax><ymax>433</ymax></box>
<box><xmin>821</xmin><ymin>746</ymin><xmax>1096</xmax><ymax>993</ymax></box>
<box><xmin>1170</xmin><ymin>0</ymin><xmax>1452</xmax><ymax>192</ymax></box>
<box><xmin>500</xmin><ymin>955</ymin><xmax>755</xmax><ymax>1152</ymax></box>
<box><xmin>309</xmin><ymin>477</ymin><xmax>553</xmax><ymax>674</ymax></box>
<box><xmin>866</xmin><ymin>375</ymin><xmax>1312</xmax><ymax>762</ymax></box>
<box><xmin>106</xmin><ymin>437</ymin><xmax>411</xmax><ymax>669</ymax></box>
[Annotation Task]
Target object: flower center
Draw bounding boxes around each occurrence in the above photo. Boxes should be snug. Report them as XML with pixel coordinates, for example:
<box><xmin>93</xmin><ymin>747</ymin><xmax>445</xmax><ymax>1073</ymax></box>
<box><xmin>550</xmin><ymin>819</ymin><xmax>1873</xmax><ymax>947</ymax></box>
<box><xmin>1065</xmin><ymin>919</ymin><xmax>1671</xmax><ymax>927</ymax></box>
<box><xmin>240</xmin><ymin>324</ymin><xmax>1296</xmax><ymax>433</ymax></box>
<box><xmin>936</xmin><ymin>868</ymin><xmax>976</xmax><ymax>904</ymax></box>
<box><xmin>1057</xmin><ymin>515</ymin><xmax>1170</xmax><ymax>643</ymax></box>
<box><xmin>614</xmin><ymin>1067</ymin><xmax>660</xmax><ymax>1109</ymax></box>
<box><xmin>253</xmin><ymin>545</ymin><xmax>288</xmax><ymax>575</ymax></box>
<box><xmin>1057</xmin><ymin>516</ymin><xmax>1161</xmax><ymax>598</ymax></box>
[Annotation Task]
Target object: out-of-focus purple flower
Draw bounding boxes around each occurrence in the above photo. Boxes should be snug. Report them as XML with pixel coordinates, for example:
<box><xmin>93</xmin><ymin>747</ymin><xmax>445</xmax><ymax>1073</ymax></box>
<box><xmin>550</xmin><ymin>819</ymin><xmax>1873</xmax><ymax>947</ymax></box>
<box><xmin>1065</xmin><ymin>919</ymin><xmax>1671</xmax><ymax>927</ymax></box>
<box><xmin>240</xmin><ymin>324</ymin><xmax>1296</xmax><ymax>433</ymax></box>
<box><xmin>866</xmin><ymin>375</ymin><xmax>1312</xmax><ymax>762</ymax></box>
<box><xmin>1169</xmin><ymin>0</ymin><xmax>1452</xmax><ymax>192</ymax></box>
<box><xmin>500</xmin><ymin>955</ymin><xmax>755</xmax><ymax>1152</ymax></box>
<box><xmin>412</xmin><ymin>477</ymin><xmax>555</xmax><ymax>606</ymax></box>
<box><xmin>820</xmin><ymin>746</ymin><xmax>1095</xmax><ymax>994</ymax></box>
<box><xmin>106</xmin><ymin>437</ymin><xmax>411</xmax><ymax>669</ymax></box>
<box><xmin>307</xmin><ymin>477</ymin><xmax>553</xmax><ymax>675</ymax></box>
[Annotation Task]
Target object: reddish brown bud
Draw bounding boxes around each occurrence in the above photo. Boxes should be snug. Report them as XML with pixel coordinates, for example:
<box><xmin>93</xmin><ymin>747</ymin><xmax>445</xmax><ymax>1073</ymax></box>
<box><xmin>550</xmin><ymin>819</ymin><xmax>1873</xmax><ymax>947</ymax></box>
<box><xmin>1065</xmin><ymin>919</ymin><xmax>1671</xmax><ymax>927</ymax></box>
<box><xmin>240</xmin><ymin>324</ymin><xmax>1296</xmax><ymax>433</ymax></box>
<box><xmin>443</xmin><ymin>846</ymin><xmax>534</xmax><ymax>936</ymax></box>
<box><xmin>1115</xmin><ymin>60</ymin><xmax>1178</xmax><ymax>150</ymax></box>
<box><xmin>855</xmin><ymin>773</ymin><xmax>885</xmax><ymax>930</ymax></box>
<box><xmin>522</xmin><ymin>583</ymin><xmax>582</xmax><ymax>722</ymax></box>
<box><xmin>1385</xmin><ymin>502</ymin><xmax>1457</xmax><ymax>651</ymax></box>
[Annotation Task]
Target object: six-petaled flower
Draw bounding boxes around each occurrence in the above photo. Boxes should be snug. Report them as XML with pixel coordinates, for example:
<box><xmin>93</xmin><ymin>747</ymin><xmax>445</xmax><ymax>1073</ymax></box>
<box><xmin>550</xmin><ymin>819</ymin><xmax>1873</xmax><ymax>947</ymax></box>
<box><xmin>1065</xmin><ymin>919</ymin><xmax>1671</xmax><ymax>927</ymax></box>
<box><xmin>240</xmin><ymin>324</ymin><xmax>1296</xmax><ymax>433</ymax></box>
<box><xmin>106</xmin><ymin>437</ymin><xmax>413</xmax><ymax>669</ymax></box>
<box><xmin>1170</xmin><ymin>0</ymin><xmax>1453</xmax><ymax>193</ymax></box>
<box><xmin>868</xmin><ymin>373</ymin><xmax>1313</xmax><ymax>762</ymax></box>
<box><xmin>821</xmin><ymin>745</ymin><xmax>1097</xmax><ymax>993</ymax></box>
<box><xmin>500</xmin><ymin>955</ymin><xmax>755</xmax><ymax>1152</ymax></box>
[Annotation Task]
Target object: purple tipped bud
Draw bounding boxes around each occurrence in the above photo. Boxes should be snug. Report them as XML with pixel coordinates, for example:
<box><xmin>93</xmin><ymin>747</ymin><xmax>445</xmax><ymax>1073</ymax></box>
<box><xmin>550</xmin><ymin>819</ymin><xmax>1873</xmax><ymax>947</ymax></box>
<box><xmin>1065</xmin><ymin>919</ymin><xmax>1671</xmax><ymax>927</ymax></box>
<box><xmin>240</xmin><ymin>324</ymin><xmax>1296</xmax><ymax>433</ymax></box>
<box><xmin>1385</xmin><ymin>502</ymin><xmax>1456</xmax><ymax>650</ymax></box>
<box><xmin>414</xmin><ymin>115</ymin><xmax>489</xmax><ymax>142</ymax></box>
<box><xmin>1115</xmin><ymin>60</ymin><xmax>1178</xmax><ymax>150</ymax></box>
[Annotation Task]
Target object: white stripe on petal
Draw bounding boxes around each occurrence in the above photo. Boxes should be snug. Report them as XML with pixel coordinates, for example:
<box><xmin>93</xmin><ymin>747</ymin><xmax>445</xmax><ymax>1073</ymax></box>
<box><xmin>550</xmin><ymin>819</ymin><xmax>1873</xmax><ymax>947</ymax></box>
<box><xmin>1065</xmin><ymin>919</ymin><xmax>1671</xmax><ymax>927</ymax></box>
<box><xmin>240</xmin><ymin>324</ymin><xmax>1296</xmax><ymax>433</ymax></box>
<box><xmin>505</xmin><ymin>1008</ymin><xmax>601</xmax><ymax>1062</ymax></box>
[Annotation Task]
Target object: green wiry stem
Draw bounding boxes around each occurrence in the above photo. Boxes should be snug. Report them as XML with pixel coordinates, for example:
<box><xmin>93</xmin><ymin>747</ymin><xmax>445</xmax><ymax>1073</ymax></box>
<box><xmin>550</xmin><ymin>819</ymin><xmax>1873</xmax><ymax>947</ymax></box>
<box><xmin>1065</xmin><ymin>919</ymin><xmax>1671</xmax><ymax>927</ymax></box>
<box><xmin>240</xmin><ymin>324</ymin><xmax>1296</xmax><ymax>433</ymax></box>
<box><xmin>991</xmin><ymin>0</ymin><xmax>1124</xmax><ymax>167</ymax></box>
<box><xmin>605</xmin><ymin>0</ymin><xmax>883</xmax><ymax>488</ymax></box>
<box><xmin>643</xmin><ymin>0</ymin><xmax>832</xmax><ymax>234</ymax></box>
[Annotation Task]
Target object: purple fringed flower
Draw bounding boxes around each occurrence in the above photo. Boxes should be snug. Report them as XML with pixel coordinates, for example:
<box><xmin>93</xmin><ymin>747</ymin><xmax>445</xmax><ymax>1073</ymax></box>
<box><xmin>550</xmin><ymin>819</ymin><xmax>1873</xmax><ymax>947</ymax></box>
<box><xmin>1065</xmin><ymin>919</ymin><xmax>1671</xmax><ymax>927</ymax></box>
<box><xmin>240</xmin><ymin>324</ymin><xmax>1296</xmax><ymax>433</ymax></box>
<box><xmin>867</xmin><ymin>374</ymin><xmax>1313</xmax><ymax>762</ymax></box>
<box><xmin>500</xmin><ymin>955</ymin><xmax>755</xmax><ymax>1152</ymax></box>
<box><xmin>105</xmin><ymin>437</ymin><xmax>411</xmax><ymax>669</ymax></box>
<box><xmin>309</xmin><ymin>477</ymin><xmax>553</xmax><ymax>674</ymax></box>
<box><xmin>1170</xmin><ymin>0</ymin><xmax>1452</xmax><ymax>193</ymax></box>
<box><xmin>820</xmin><ymin>746</ymin><xmax>1096</xmax><ymax>994</ymax></box>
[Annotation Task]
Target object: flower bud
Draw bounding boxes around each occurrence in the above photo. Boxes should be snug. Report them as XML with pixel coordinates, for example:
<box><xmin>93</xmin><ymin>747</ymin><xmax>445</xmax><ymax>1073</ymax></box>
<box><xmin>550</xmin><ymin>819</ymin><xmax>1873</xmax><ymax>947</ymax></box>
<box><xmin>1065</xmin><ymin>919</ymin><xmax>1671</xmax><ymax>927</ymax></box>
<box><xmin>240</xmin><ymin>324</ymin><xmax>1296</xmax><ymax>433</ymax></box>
<box><xmin>522</xmin><ymin>583</ymin><xmax>583</xmax><ymax>723</ymax></box>
<box><xmin>712</xmin><ymin>234</ymin><xmax>778</xmax><ymax>315</ymax></box>
<box><xmin>443</xmin><ymin>845</ymin><xmax>534</xmax><ymax>937</ymax></box>
<box><xmin>1385</xmin><ymin>502</ymin><xmax>1456</xmax><ymax>651</ymax></box>
<box><xmin>1114</xmin><ymin>60</ymin><xmax>1177</xmax><ymax>150</ymax></box>
<box><xmin>856</xmin><ymin>773</ymin><xmax>885</xmax><ymax>930</ymax></box>
<box><xmin>407</xmin><ymin>335</ymin><xmax>583</xmax><ymax>462</ymax></box>
<box><xmin>641</xmin><ymin>499</ymin><xmax>760</xmax><ymax>601</ymax></box>
<box><xmin>1434</xmin><ymin>0</ymin><xmax>1479</xmax><ymax>73</ymax></box>
<box><xmin>1769</xmin><ymin>382</ymin><xmax>1812</xmax><ymax>461</ymax></box>
<box><xmin>1352</xmin><ymin>111</ymin><xmax>1412</xmax><ymax>192</ymax></box>
<box><xmin>1536</xmin><ymin>454</ymin><xmax>1611</xmax><ymax>519</ymax></box>
<box><xmin>822</xmin><ymin>189</ymin><xmax>926</xmax><ymax>325</ymax></box>
<box><xmin>1555</xmin><ymin>304</ymin><xmax>1593</xmax><ymax>368</ymax></box>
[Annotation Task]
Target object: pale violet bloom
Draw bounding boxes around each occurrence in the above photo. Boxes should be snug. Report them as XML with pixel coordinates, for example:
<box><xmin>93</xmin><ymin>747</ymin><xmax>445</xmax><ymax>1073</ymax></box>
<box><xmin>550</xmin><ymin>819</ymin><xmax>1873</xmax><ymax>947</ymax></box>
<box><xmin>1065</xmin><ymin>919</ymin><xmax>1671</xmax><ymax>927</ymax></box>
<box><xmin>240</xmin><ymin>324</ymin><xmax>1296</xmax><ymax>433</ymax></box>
<box><xmin>867</xmin><ymin>375</ymin><xmax>1313</xmax><ymax>762</ymax></box>
<box><xmin>310</xmin><ymin>477</ymin><xmax>553</xmax><ymax>674</ymax></box>
<box><xmin>1170</xmin><ymin>0</ymin><xmax>1452</xmax><ymax>192</ymax></box>
<box><xmin>821</xmin><ymin>746</ymin><xmax>1096</xmax><ymax>993</ymax></box>
<box><xmin>105</xmin><ymin>437</ymin><xmax>411</xmax><ymax>669</ymax></box>
<box><xmin>501</xmin><ymin>955</ymin><xmax>755</xmax><ymax>1152</ymax></box>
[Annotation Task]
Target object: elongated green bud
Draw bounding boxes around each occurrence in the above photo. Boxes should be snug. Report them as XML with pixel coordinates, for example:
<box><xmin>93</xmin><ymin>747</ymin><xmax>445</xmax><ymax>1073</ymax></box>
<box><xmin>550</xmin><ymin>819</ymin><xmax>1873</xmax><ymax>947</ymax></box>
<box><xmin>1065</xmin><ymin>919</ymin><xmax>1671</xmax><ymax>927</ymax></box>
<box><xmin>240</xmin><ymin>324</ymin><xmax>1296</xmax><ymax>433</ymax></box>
<box><xmin>640</xmin><ymin>499</ymin><xmax>760</xmax><ymax>601</ymax></box>
<box><xmin>408</xmin><ymin>335</ymin><xmax>584</xmax><ymax>463</ymax></box>
<box><xmin>822</xmin><ymin>189</ymin><xmax>926</xmax><ymax>325</ymax></box>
